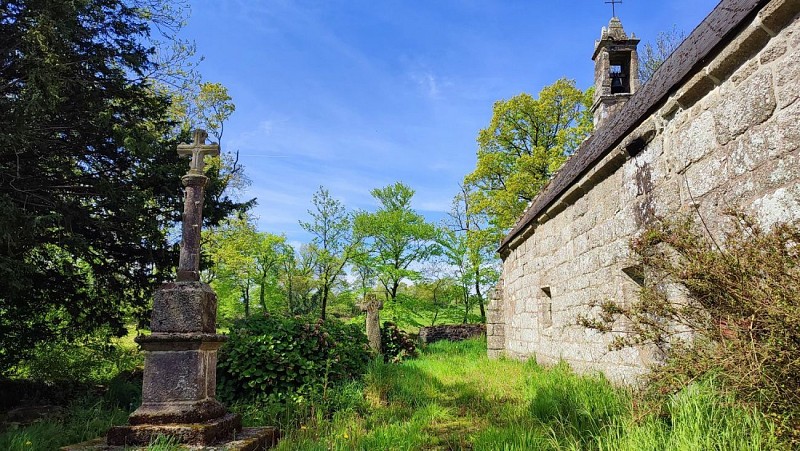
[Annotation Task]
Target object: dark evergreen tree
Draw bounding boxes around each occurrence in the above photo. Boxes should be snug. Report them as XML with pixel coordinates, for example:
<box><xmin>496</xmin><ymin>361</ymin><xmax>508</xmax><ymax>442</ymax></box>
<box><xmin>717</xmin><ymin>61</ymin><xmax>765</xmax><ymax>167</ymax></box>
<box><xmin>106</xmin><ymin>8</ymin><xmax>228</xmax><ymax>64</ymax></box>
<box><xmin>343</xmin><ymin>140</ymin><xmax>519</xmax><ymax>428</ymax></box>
<box><xmin>0</xmin><ymin>0</ymin><xmax>250</xmax><ymax>371</ymax></box>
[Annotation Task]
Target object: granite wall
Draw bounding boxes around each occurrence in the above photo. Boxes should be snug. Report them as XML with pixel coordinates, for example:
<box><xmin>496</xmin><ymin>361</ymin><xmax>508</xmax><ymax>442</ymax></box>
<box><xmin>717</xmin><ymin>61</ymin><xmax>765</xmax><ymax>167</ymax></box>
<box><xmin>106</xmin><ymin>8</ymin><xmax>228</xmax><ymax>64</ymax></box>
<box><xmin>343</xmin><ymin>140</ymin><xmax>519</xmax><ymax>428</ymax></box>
<box><xmin>491</xmin><ymin>0</ymin><xmax>800</xmax><ymax>383</ymax></box>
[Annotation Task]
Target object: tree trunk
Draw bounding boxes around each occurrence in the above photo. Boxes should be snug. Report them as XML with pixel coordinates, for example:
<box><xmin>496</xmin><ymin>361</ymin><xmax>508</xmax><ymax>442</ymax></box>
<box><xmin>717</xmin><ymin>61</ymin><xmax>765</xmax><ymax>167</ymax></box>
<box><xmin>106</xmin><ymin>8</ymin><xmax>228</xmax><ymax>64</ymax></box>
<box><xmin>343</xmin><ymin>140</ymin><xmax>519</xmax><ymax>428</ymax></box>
<box><xmin>259</xmin><ymin>276</ymin><xmax>268</xmax><ymax>312</ymax></box>
<box><xmin>320</xmin><ymin>284</ymin><xmax>329</xmax><ymax>320</ymax></box>
<box><xmin>463</xmin><ymin>289</ymin><xmax>469</xmax><ymax>324</ymax></box>
<box><xmin>242</xmin><ymin>284</ymin><xmax>250</xmax><ymax>318</ymax></box>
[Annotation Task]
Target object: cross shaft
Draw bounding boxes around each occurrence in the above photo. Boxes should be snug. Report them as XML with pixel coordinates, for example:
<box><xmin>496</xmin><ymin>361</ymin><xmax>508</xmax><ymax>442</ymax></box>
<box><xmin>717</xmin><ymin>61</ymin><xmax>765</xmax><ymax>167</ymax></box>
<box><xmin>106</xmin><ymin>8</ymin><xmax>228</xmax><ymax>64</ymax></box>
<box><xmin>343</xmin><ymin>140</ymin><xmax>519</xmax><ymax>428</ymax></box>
<box><xmin>605</xmin><ymin>0</ymin><xmax>622</xmax><ymax>17</ymax></box>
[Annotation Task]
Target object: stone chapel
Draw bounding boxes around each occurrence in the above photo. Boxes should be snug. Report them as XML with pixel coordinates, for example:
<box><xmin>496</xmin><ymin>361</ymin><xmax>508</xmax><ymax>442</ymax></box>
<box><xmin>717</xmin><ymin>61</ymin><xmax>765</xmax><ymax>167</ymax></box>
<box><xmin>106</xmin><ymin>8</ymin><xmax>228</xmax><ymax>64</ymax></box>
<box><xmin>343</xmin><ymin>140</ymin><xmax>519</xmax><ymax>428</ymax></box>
<box><xmin>486</xmin><ymin>0</ymin><xmax>800</xmax><ymax>383</ymax></box>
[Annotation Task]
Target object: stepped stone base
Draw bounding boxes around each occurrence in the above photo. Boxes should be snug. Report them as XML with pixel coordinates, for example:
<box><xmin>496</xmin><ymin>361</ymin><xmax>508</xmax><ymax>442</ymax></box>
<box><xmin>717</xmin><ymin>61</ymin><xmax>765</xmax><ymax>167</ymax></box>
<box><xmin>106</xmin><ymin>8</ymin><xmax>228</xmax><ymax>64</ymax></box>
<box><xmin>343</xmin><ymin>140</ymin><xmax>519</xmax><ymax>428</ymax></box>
<box><xmin>61</xmin><ymin>426</ymin><xmax>278</xmax><ymax>450</ymax></box>
<box><xmin>107</xmin><ymin>413</ymin><xmax>240</xmax><ymax>446</ymax></box>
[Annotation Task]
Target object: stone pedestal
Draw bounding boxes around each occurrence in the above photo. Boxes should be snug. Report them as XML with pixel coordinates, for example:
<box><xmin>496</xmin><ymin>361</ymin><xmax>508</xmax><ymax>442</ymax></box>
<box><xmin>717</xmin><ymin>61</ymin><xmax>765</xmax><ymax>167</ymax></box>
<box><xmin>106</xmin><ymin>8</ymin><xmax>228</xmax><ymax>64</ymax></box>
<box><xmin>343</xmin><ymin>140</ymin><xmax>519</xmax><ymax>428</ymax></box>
<box><xmin>101</xmin><ymin>282</ymin><xmax>276</xmax><ymax>449</ymax></box>
<box><xmin>64</xmin><ymin>130</ymin><xmax>278</xmax><ymax>450</ymax></box>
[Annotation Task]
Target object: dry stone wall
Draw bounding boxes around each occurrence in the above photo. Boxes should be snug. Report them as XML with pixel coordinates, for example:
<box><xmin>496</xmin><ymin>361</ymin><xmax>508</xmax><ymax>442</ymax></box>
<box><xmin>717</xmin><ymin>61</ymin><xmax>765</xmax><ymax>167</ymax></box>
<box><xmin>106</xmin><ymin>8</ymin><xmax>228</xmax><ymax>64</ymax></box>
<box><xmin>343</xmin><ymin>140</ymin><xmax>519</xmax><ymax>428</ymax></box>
<box><xmin>418</xmin><ymin>324</ymin><xmax>485</xmax><ymax>344</ymax></box>
<box><xmin>492</xmin><ymin>0</ymin><xmax>800</xmax><ymax>384</ymax></box>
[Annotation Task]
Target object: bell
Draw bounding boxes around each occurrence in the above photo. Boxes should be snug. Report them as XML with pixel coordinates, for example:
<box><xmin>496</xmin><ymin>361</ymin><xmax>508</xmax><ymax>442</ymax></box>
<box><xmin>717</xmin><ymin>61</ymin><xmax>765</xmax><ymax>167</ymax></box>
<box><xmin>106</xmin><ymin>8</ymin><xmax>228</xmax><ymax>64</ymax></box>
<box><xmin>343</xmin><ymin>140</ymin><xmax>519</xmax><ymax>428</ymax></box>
<box><xmin>611</xmin><ymin>75</ymin><xmax>626</xmax><ymax>93</ymax></box>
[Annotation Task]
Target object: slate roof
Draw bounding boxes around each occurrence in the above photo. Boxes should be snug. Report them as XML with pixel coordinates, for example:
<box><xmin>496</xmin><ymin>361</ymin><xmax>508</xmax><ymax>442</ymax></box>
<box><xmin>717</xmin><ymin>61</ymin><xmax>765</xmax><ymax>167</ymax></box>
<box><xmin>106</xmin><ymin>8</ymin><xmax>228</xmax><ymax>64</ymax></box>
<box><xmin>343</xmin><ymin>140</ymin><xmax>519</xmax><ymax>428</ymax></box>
<box><xmin>499</xmin><ymin>0</ymin><xmax>769</xmax><ymax>253</ymax></box>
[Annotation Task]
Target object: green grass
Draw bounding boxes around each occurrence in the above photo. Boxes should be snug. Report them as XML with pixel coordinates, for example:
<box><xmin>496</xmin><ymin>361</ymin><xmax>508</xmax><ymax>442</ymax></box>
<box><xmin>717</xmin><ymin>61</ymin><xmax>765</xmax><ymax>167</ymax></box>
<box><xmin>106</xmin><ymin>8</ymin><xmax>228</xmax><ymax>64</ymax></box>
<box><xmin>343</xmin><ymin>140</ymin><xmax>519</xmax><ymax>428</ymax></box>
<box><xmin>0</xmin><ymin>398</ymin><xmax>129</xmax><ymax>451</ymax></box>
<box><xmin>267</xmin><ymin>338</ymin><xmax>782</xmax><ymax>450</ymax></box>
<box><xmin>1</xmin><ymin>337</ymin><xmax>782</xmax><ymax>450</ymax></box>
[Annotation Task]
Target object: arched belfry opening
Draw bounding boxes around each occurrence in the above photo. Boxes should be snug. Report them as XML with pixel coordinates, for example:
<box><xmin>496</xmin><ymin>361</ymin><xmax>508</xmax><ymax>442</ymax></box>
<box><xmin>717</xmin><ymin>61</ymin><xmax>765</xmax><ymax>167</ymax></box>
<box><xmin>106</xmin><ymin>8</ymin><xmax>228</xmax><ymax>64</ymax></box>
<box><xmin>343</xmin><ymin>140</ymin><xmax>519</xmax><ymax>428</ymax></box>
<box><xmin>591</xmin><ymin>17</ymin><xmax>640</xmax><ymax>127</ymax></box>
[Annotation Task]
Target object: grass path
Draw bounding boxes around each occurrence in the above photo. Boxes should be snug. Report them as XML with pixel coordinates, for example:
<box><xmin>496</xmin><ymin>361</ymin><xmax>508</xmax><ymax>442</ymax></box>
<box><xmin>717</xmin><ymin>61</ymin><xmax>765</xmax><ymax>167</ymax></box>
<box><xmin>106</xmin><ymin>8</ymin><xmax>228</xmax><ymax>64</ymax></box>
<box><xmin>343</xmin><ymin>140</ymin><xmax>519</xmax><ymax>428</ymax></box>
<box><xmin>264</xmin><ymin>339</ymin><xmax>780</xmax><ymax>450</ymax></box>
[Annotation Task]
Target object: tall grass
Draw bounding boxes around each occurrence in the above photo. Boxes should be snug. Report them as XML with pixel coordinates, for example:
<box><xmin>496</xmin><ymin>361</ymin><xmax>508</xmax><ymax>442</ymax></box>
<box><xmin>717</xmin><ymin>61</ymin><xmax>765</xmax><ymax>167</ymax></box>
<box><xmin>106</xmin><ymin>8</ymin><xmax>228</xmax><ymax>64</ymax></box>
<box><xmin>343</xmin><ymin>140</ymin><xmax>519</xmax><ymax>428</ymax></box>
<box><xmin>268</xmin><ymin>338</ymin><xmax>782</xmax><ymax>450</ymax></box>
<box><xmin>0</xmin><ymin>399</ymin><xmax>129</xmax><ymax>451</ymax></box>
<box><xmin>2</xmin><ymin>337</ymin><xmax>780</xmax><ymax>450</ymax></box>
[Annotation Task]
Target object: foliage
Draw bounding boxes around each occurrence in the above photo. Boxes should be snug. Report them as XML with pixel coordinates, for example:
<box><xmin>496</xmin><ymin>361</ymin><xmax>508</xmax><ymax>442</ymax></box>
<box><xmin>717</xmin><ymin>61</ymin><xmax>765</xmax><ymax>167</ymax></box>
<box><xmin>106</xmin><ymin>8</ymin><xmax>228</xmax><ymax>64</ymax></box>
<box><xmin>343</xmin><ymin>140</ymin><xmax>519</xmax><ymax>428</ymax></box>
<box><xmin>217</xmin><ymin>314</ymin><xmax>371</xmax><ymax>402</ymax></box>
<box><xmin>353</xmin><ymin>182</ymin><xmax>439</xmax><ymax>302</ymax></box>
<box><xmin>380</xmin><ymin>321</ymin><xmax>418</xmax><ymax>363</ymax></box>
<box><xmin>205</xmin><ymin>214</ymin><xmax>288</xmax><ymax>321</ymax></box>
<box><xmin>376</xmin><ymin>290</ymin><xmax>484</xmax><ymax>333</ymax></box>
<box><xmin>0</xmin><ymin>398</ymin><xmax>129</xmax><ymax>451</ymax></box>
<box><xmin>11</xmin><ymin>333</ymin><xmax>141</xmax><ymax>386</ymax></box>
<box><xmin>281</xmin><ymin>244</ymin><xmax>320</xmax><ymax>315</ymax></box>
<box><xmin>464</xmin><ymin>78</ymin><xmax>593</xmax><ymax>229</ymax></box>
<box><xmin>442</xmin><ymin>184</ymin><xmax>501</xmax><ymax>322</ymax></box>
<box><xmin>300</xmin><ymin>187</ymin><xmax>359</xmax><ymax>319</ymax></box>
<box><xmin>0</xmin><ymin>0</ymin><xmax>249</xmax><ymax>371</ymax></box>
<box><xmin>170</xmin><ymin>82</ymin><xmax>235</xmax><ymax>143</ymax></box>
<box><xmin>580</xmin><ymin>211</ymin><xmax>800</xmax><ymax>443</ymax></box>
<box><xmin>638</xmin><ymin>26</ymin><xmax>686</xmax><ymax>83</ymax></box>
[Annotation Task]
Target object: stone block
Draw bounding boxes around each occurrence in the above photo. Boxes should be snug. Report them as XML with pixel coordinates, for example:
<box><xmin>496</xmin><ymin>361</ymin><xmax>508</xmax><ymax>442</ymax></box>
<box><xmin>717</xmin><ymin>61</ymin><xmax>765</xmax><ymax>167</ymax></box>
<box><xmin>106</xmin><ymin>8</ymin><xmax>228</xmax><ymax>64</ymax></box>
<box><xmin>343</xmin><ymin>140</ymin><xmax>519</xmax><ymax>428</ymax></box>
<box><xmin>706</xmin><ymin>22</ymin><xmax>771</xmax><ymax>83</ymax></box>
<box><xmin>107</xmin><ymin>413</ymin><xmax>241</xmax><ymax>447</ymax></box>
<box><xmin>675</xmin><ymin>71</ymin><xmax>716</xmax><ymax>109</ymax></box>
<box><xmin>752</xmin><ymin>185</ymin><xmax>800</xmax><ymax>228</ymax></box>
<box><xmin>758</xmin><ymin>0</ymin><xmax>800</xmax><ymax>35</ymax></box>
<box><xmin>140</xmin><ymin>350</ymin><xmax>209</xmax><ymax>403</ymax></box>
<box><xmin>487</xmin><ymin>349</ymin><xmax>504</xmax><ymax>359</ymax></box>
<box><xmin>487</xmin><ymin>335</ymin><xmax>505</xmax><ymax>349</ymax></box>
<box><xmin>776</xmin><ymin>48</ymin><xmax>800</xmax><ymax>108</ymax></box>
<box><xmin>672</xmin><ymin>110</ymin><xmax>718</xmax><ymax>173</ymax></box>
<box><xmin>152</xmin><ymin>282</ymin><xmax>217</xmax><ymax>333</ymax></box>
<box><xmin>714</xmin><ymin>70</ymin><xmax>776</xmax><ymax>145</ymax></box>
<box><xmin>760</xmin><ymin>40</ymin><xmax>788</xmax><ymax>65</ymax></box>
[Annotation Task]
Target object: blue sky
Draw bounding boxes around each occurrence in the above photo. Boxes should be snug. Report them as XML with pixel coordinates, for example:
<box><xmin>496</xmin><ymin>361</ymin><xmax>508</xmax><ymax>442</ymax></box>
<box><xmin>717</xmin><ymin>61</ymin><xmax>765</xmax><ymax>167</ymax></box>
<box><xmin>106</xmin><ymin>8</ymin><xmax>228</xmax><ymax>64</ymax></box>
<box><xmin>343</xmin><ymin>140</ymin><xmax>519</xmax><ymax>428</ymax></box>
<box><xmin>182</xmin><ymin>0</ymin><xmax>719</xmax><ymax>244</ymax></box>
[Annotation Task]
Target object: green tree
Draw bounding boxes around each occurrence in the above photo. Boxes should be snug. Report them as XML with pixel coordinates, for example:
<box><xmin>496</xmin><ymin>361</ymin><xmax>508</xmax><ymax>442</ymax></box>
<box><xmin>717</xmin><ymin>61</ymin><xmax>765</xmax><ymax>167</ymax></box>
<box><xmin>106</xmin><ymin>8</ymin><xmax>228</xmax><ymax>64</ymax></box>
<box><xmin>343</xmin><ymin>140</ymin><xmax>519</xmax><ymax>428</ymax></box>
<box><xmin>206</xmin><ymin>215</ymin><xmax>287</xmax><ymax>320</ymax></box>
<box><xmin>354</xmin><ymin>182</ymin><xmax>439</xmax><ymax>303</ymax></box>
<box><xmin>445</xmin><ymin>184</ymin><xmax>500</xmax><ymax>321</ymax></box>
<box><xmin>464</xmin><ymin>78</ymin><xmax>593</xmax><ymax>230</ymax></box>
<box><xmin>252</xmin><ymin>232</ymin><xmax>288</xmax><ymax>314</ymax></box>
<box><xmin>0</xmin><ymin>0</ymin><xmax>250</xmax><ymax>370</ymax></box>
<box><xmin>300</xmin><ymin>187</ymin><xmax>359</xmax><ymax>319</ymax></box>
<box><xmin>206</xmin><ymin>215</ymin><xmax>259</xmax><ymax>319</ymax></box>
<box><xmin>280</xmin><ymin>244</ymin><xmax>318</xmax><ymax>315</ymax></box>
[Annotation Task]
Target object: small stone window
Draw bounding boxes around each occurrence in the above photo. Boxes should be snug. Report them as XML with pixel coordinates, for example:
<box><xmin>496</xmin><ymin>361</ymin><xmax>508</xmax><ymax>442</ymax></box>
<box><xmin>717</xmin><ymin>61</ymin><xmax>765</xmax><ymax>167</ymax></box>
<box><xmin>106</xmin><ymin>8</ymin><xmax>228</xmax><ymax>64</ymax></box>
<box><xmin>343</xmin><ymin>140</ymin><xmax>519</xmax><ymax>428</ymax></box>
<box><xmin>540</xmin><ymin>286</ymin><xmax>553</xmax><ymax>328</ymax></box>
<box><xmin>622</xmin><ymin>265</ymin><xmax>644</xmax><ymax>286</ymax></box>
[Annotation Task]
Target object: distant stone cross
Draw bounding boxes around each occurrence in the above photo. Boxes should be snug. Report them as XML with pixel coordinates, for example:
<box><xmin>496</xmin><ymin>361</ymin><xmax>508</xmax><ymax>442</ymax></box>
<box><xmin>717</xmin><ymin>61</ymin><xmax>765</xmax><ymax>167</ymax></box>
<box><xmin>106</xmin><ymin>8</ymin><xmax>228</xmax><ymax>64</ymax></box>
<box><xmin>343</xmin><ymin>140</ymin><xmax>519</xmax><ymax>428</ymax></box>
<box><xmin>605</xmin><ymin>0</ymin><xmax>622</xmax><ymax>17</ymax></box>
<box><xmin>177</xmin><ymin>129</ymin><xmax>220</xmax><ymax>174</ymax></box>
<box><xmin>359</xmin><ymin>293</ymin><xmax>383</xmax><ymax>354</ymax></box>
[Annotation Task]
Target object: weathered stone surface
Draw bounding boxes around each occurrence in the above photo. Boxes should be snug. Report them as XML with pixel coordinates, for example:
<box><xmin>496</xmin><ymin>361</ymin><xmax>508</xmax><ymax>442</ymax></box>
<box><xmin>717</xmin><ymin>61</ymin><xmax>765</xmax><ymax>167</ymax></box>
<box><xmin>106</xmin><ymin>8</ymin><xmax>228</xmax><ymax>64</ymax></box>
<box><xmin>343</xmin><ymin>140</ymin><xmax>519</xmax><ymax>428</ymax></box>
<box><xmin>151</xmin><ymin>282</ymin><xmax>217</xmax><ymax>333</ymax></box>
<box><xmin>63</xmin><ymin>427</ymin><xmax>278</xmax><ymax>451</ymax></box>
<box><xmin>776</xmin><ymin>47</ymin><xmax>800</xmax><ymax>108</ymax></box>
<box><xmin>358</xmin><ymin>294</ymin><xmax>383</xmax><ymax>353</ymax></box>
<box><xmin>418</xmin><ymin>324</ymin><xmax>485</xmax><ymax>344</ymax></box>
<box><xmin>714</xmin><ymin>70</ymin><xmax>776</xmax><ymax>145</ymax></box>
<box><xmin>128</xmin><ymin>399</ymin><xmax>228</xmax><ymax>426</ymax></box>
<box><xmin>107</xmin><ymin>414</ymin><xmax>241</xmax><ymax>446</ymax></box>
<box><xmin>494</xmin><ymin>1</ymin><xmax>800</xmax><ymax>384</ymax></box>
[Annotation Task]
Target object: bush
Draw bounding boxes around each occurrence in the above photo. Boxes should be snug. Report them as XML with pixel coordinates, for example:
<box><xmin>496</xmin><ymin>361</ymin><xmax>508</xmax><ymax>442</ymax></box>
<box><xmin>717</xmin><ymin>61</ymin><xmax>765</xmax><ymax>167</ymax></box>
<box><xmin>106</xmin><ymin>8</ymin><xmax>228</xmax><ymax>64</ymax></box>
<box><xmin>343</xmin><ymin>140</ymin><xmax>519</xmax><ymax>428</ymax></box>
<box><xmin>11</xmin><ymin>333</ymin><xmax>141</xmax><ymax>385</ymax></box>
<box><xmin>580</xmin><ymin>211</ymin><xmax>800</xmax><ymax>443</ymax></box>
<box><xmin>217</xmin><ymin>314</ymin><xmax>371</xmax><ymax>402</ymax></box>
<box><xmin>380</xmin><ymin>321</ymin><xmax>417</xmax><ymax>363</ymax></box>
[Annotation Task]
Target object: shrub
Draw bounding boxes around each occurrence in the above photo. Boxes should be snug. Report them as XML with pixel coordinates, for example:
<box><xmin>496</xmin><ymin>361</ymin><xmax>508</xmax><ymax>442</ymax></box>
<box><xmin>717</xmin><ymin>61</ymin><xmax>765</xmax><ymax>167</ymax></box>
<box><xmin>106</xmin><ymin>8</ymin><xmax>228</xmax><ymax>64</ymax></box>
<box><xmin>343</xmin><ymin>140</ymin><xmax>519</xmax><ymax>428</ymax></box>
<box><xmin>217</xmin><ymin>314</ymin><xmax>371</xmax><ymax>402</ymax></box>
<box><xmin>580</xmin><ymin>211</ymin><xmax>800</xmax><ymax>443</ymax></box>
<box><xmin>380</xmin><ymin>321</ymin><xmax>417</xmax><ymax>363</ymax></box>
<box><xmin>11</xmin><ymin>332</ymin><xmax>141</xmax><ymax>385</ymax></box>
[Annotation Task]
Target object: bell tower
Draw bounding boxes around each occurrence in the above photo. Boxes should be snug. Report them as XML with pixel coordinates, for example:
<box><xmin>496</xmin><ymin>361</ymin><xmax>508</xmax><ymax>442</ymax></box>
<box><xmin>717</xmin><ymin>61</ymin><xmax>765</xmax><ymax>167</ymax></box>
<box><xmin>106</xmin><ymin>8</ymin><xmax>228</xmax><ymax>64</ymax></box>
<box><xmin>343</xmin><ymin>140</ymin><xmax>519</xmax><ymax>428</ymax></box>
<box><xmin>591</xmin><ymin>16</ymin><xmax>640</xmax><ymax>127</ymax></box>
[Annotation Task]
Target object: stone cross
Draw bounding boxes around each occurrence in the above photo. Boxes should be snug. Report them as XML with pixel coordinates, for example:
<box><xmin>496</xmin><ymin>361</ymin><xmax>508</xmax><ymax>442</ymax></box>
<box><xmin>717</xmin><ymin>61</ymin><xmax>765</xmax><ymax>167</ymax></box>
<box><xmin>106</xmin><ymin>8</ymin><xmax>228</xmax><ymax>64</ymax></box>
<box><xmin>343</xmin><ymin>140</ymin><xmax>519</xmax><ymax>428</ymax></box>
<box><xmin>104</xmin><ymin>128</ymin><xmax>276</xmax><ymax>448</ymax></box>
<box><xmin>177</xmin><ymin>129</ymin><xmax>220</xmax><ymax>174</ymax></box>
<box><xmin>605</xmin><ymin>0</ymin><xmax>622</xmax><ymax>17</ymax></box>
<box><xmin>176</xmin><ymin>130</ymin><xmax>217</xmax><ymax>282</ymax></box>
<box><xmin>359</xmin><ymin>293</ymin><xmax>384</xmax><ymax>354</ymax></box>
